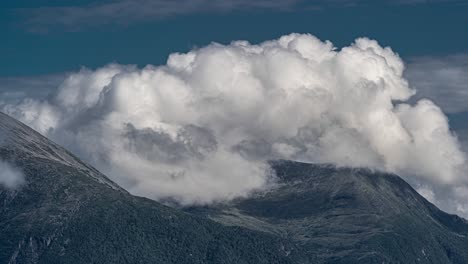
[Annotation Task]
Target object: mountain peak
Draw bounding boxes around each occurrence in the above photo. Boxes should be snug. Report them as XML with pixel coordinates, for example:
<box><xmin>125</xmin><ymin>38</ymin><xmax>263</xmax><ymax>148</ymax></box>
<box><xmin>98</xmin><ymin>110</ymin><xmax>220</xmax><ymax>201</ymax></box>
<box><xmin>2</xmin><ymin>112</ymin><xmax>468</xmax><ymax>263</ymax></box>
<box><xmin>189</xmin><ymin>160</ymin><xmax>468</xmax><ymax>263</ymax></box>
<box><xmin>0</xmin><ymin>112</ymin><xmax>306</xmax><ymax>263</ymax></box>
<box><xmin>0</xmin><ymin>112</ymin><xmax>123</xmax><ymax>191</ymax></box>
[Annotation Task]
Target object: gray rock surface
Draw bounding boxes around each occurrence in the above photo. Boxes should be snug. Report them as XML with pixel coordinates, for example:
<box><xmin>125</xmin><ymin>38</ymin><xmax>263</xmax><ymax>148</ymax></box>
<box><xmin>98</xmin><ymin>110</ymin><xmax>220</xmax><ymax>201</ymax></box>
<box><xmin>187</xmin><ymin>160</ymin><xmax>468</xmax><ymax>263</ymax></box>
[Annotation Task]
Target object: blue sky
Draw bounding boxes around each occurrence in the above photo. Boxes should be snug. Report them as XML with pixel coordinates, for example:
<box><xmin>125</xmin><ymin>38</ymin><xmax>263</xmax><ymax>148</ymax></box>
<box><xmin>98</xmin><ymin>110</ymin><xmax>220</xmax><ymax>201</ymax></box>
<box><xmin>1</xmin><ymin>0</ymin><xmax>467</xmax><ymax>120</ymax></box>
<box><xmin>1</xmin><ymin>0</ymin><xmax>468</xmax><ymax>76</ymax></box>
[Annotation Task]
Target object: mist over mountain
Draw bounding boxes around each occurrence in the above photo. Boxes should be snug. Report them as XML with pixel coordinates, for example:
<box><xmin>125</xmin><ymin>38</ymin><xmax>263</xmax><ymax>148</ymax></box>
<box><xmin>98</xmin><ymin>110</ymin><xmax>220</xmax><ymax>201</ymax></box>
<box><xmin>1</xmin><ymin>112</ymin><xmax>468</xmax><ymax>263</ymax></box>
<box><xmin>0</xmin><ymin>112</ymin><xmax>303</xmax><ymax>264</ymax></box>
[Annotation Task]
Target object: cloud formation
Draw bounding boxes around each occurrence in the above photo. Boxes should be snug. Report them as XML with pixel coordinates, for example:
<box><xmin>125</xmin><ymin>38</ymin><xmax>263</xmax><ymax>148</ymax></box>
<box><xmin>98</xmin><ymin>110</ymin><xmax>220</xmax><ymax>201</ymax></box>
<box><xmin>15</xmin><ymin>0</ymin><xmax>462</xmax><ymax>32</ymax></box>
<box><xmin>0</xmin><ymin>74</ymin><xmax>65</xmax><ymax>105</ymax></box>
<box><xmin>17</xmin><ymin>0</ymin><xmax>301</xmax><ymax>32</ymax></box>
<box><xmin>2</xmin><ymin>34</ymin><xmax>468</xmax><ymax>216</ymax></box>
<box><xmin>405</xmin><ymin>54</ymin><xmax>468</xmax><ymax>113</ymax></box>
<box><xmin>0</xmin><ymin>160</ymin><xmax>25</xmax><ymax>189</ymax></box>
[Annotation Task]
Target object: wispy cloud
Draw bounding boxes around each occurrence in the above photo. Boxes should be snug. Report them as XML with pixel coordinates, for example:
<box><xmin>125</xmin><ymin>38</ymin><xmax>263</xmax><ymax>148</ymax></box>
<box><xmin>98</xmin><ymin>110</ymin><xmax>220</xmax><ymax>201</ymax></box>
<box><xmin>15</xmin><ymin>0</ymin><xmax>465</xmax><ymax>33</ymax></box>
<box><xmin>16</xmin><ymin>0</ymin><xmax>302</xmax><ymax>32</ymax></box>
<box><xmin>0</xmin><ymin>160</ymin><xmax>25</xmax><ymax>189</ymax></box>
<box><xmin>405</xmin><ymin>54</ymin><xmax>468</xmax><ymax>113</ymax></box>
<box><xmin>0</xmin><ymin>73</ymin><xmax>67</xmax><ymax>104</ymax></box>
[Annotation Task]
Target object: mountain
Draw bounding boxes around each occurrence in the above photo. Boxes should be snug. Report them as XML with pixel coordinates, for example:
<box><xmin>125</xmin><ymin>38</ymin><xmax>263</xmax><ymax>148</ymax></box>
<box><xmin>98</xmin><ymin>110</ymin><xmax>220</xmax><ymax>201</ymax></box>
<box><xmin>0</xmin><ymin>112</ymin><xmax>304</xmax><ymax>264</ymax></box>
<box><xmin>1</xmin><ymin>111</ymin><xmax>468</xmax><ymax>264</ymax></box>
<box><xmin>187</xmin><ymin>161</ymin><xmax>468</xmax><ymax>264</ymax></box>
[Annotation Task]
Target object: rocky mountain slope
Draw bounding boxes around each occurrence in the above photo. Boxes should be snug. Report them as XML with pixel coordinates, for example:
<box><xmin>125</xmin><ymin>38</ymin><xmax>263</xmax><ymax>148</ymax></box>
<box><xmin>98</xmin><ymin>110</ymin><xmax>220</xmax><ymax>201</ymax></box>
<box><xmin>1</xmin><ymin>111</ymin><xmax>468</xmax><ymax>264</ymax></box>
<box><xmin>187</xmin><ymin>161</ymin><xmax>468</xmax><ymax>263</ymax></box>
<box><xmin>0</xmin><ymin>112</ymin><xmax>304</xmax><ymax>264</ymax></box>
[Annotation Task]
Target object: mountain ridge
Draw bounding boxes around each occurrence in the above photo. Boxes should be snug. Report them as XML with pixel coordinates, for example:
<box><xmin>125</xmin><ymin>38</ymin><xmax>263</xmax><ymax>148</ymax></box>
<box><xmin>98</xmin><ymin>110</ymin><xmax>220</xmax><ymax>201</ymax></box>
<box><xmin>1</xmin><ymin>112</ymin><xmax>468</xmax><ymax>263</ymax></box>
<box><xmin>0</xmin><ymin>112</ymin><xmax>306</xmax><ymax>263</ymax></box>
<box><xmin>187</xmin><ymin>160</ymin><xmax>468</xmax><ymax>263</ymax></box>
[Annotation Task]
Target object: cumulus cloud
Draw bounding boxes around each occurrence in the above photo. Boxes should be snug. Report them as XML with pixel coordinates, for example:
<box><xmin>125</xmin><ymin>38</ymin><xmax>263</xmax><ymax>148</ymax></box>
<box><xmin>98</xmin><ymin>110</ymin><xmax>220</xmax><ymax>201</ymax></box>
<box><xmin>2</xmin><ymin>34</ymin><xmax>468</xmax><ymax>215</ymax></box>
<box><xmin>0</xmin><ymin>160</ymin><xmax>25</xmax><ymax>189</ymax></box>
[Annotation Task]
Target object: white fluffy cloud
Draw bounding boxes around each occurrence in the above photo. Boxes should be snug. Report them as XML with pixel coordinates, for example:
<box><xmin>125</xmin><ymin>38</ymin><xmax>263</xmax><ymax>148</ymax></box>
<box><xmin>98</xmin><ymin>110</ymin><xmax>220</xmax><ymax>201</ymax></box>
<box><xmin>2</xmin><ymin>34</ymin><xmax>468</xmax><ymax>215</ymax></box>
<box><xmin>0</xmin><ymin>160</ymin><xmax>25</xmax><ymax>189</ymax></box>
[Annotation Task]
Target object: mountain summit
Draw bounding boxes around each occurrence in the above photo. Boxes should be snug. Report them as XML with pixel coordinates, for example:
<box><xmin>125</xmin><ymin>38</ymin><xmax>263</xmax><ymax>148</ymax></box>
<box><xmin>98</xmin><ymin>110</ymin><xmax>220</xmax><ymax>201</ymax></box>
<box><xmin>1</xmin><ymin>112</ymin><xmax>468</xmax><ymax>264</ymax></box>
<box><xmin>188</xmin><ymin>160</ymin><xmax>468</xmax><ymax>263</ymax></box>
